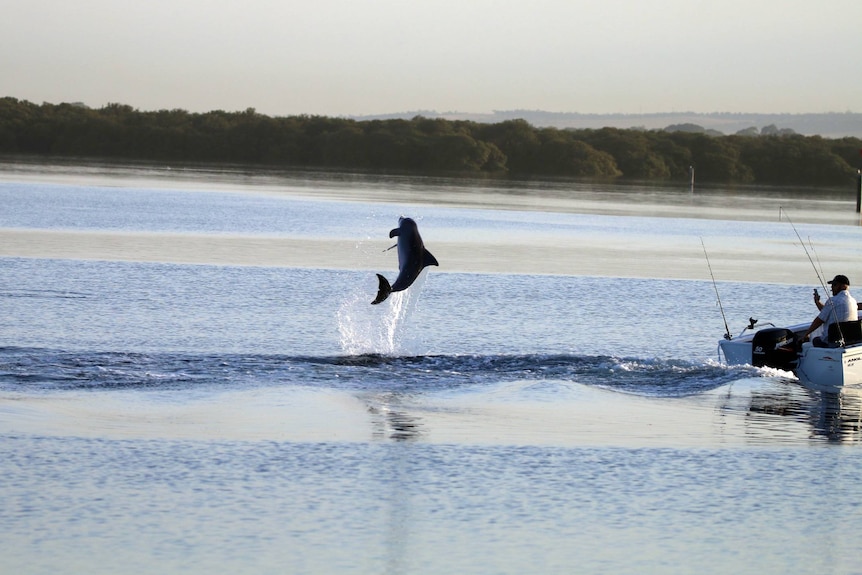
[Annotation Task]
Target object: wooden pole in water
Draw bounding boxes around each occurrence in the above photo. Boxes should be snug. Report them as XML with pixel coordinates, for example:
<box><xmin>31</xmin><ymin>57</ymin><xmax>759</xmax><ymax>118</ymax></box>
<box><xmin>689</xmin><ymin>166</ymin><xmax>695</xmax><ymax>195</ymax></box>
<box><xmin>856</xmin><ymin>169</ymin><xmax>861</xmax><ymax>213</ymax></box>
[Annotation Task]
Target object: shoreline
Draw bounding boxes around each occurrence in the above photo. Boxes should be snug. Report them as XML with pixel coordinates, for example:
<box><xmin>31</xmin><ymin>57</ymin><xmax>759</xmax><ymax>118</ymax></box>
<box><xmin>1</xmin><ymin>157</ymin><xmax>859</xmax><ymax>225</ymax></box>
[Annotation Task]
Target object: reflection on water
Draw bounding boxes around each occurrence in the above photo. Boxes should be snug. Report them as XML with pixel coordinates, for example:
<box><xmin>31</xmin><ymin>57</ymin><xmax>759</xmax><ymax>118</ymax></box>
<box><xmin>815</xmin><ymin>388</ymin><xmax>862</xmax><ymax>442</ymax></box>
<box><xmin>1</xmin><ymin>158</ymin><xmax>859</xmax><ymax>226</ymax></box>
<box><xmin>367</xmin><ymin>393</ymin><xmax>425</xmax><ymax>442</ymax></box>
<box><xmin>742</xmin><ymin>380</ymin><xmax>862</xmax><ymax>444</ymax></box>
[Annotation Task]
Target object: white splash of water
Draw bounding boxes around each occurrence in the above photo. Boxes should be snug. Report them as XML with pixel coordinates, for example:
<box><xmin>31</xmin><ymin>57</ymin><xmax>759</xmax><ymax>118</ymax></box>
<box><xmin>337</xmin><ymin>271</ymin><xmax>428</xmax><ymax>356</ymax></box>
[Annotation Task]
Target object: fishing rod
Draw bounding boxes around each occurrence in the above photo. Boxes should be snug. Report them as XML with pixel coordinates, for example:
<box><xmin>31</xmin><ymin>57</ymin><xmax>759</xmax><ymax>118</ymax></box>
<box><xmin>701</xmin><ymin>237</ymin><xmax>732</xmax><ymax>340</ymax></box>
<box><xmin>808</xmin><ymin>236</ymin><xmax>827</xmax><ymax>287</ymax></box>
<box><xmin>778</xmin><ymin>206</ymin><xmax>828</xmax><ymax>292</ymax></box>
<box><xmin>779</xmin><ymin>206</ymin><xmax>846</xmax><ymax>344</ymax></box>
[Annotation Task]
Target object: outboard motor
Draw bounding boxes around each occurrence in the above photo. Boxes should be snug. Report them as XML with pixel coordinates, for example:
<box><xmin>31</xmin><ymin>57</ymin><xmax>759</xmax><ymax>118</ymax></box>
<box><xmin>751</xmin><ymin>328</ymin><xmax>798</xmax><ymax>370</ymax></box>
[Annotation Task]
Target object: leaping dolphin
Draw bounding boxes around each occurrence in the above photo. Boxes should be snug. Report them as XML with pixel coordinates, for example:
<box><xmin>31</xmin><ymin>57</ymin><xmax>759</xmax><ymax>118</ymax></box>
<box><xmin>371</xmin><ymin>217</ymin><xmax>439</xmax><ymax>305</ymax></box>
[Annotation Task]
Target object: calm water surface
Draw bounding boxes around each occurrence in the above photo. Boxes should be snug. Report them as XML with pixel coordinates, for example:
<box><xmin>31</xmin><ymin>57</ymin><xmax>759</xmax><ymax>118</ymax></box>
<box><xmin>2</xmin><ymin>162</ymin><xmax>862</xmax><ymax>575</ymax></box>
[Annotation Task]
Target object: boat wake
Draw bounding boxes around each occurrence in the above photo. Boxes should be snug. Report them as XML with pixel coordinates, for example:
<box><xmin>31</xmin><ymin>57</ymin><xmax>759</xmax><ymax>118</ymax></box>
<box><xmin>0</xmin><ymin>346</ymin><xmax>759</xmax><ymax>398</ymax></box>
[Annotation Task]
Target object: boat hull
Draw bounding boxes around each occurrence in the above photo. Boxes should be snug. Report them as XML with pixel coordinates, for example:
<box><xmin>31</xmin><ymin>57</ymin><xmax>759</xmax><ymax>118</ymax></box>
<box><xmin>795</xmin><ymin>343</ymin><xmax>862</xmax><ymax>390</ymax></box>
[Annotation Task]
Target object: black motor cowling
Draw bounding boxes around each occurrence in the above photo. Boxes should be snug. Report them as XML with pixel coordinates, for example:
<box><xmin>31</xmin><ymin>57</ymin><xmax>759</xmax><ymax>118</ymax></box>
<box><xmin>751</xmin><ymin>328</ymin><xmax>798</xmax><ymax>370</ymax></box>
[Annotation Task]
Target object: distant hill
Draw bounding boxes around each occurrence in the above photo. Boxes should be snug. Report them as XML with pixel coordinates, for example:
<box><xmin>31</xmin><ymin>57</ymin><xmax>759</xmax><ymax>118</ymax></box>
<box><xmin>351</xmin><ymin>111</ymin><xmax>862</xmax><ymax>139</ymax></box>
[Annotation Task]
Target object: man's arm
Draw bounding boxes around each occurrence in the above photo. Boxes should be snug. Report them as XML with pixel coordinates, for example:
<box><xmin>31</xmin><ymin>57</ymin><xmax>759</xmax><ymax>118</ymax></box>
<box><xmin>803</xmin><ymin>317</ymin><xmax>824</xmax><ymax>341</ymax></box>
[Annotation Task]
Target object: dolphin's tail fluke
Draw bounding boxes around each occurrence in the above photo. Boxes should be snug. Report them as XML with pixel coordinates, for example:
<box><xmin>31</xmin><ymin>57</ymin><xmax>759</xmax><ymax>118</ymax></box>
<box><xmin>371</xmin><ymin>274</ymin><xmax>392</xmax><ymax>305</ymax></box>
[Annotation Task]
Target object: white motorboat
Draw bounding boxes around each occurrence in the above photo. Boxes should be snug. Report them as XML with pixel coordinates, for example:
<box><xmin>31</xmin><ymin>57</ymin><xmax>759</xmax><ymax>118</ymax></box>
<box><xmin>718</xmin><ymin>316</ymin><xmax>862</xmax><ymax>390</ymax></box>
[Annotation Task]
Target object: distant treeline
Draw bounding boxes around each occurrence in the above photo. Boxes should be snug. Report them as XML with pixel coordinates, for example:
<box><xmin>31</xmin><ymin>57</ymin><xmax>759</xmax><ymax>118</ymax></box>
<box><xmin>2</xmin><ymin>97</ymin><xmax>861</xmax><ymax>185</ymax></box>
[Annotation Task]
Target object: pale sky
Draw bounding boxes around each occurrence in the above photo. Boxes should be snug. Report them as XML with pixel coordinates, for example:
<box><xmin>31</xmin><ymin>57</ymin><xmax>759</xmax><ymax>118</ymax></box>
<box><xmin>1</xmin><ymin>0</ymin><xmax>860</xmax><ymax>117</ymax></box>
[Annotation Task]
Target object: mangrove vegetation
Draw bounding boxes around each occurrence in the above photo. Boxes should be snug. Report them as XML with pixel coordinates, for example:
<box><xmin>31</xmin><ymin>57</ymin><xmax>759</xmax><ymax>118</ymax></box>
<box><xmin>1</xmin><ymin>97</ymin><xmax>860</xmax><ymax>186</ymax></box>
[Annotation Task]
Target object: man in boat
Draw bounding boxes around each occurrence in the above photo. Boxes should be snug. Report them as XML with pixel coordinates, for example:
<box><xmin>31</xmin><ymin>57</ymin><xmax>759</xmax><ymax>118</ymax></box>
<box><xmin>803</xmin><ymin>274</ymin><xmax>858</xmax><ymax>346</ymax></box>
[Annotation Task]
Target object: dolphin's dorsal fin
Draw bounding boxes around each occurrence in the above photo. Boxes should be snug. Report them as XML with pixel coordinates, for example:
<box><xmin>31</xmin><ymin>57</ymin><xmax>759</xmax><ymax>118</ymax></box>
<box><xmin>389</xmin><ymin>228</ymin><xmax>401</xmax><ymax>238</ymax></box>
<box><xmin>423</xmin><ymin>249</ymin><xmax>439</xmax><ymax>268</ymax></box>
